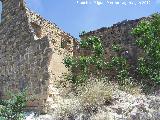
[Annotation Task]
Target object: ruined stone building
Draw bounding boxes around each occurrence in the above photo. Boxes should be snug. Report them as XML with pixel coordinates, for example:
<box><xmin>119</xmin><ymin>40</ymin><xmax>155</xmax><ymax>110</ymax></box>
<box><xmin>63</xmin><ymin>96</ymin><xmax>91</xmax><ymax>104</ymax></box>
<box><xmin>79</xmin><ymin>17</ymin><xmax>152</xmax><ymax>80</ymax></box>
<box><xmin>80</xmin><ymin>18</ymin><xmax>145</xmax><ymax>63</ymax></box>
<box><xmin>0</xmin><ymin>0</ymin><xmax>78</xmax><ymax>111</ymax></box>
<box><xmin>0</xmin><ymin>0</ymin><xmax>153</xmax><ymax>113</ymax></box>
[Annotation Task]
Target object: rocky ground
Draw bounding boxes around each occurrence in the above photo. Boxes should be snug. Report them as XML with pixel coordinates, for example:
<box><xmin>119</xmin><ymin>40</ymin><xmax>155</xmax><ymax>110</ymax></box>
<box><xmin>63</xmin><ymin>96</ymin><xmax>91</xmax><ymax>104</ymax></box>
<box><xmin>25</xmin><ymin>88</ymin><xmax>160</xmax><ymax>120</ymax></box>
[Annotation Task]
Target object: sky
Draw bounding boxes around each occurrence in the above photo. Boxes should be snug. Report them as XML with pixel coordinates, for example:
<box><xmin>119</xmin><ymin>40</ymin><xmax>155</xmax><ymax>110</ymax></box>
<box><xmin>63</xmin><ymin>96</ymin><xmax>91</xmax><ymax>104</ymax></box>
<box><xmin>1</xmin><ymin>0</ymin><xmax>160</xmax><ymax>38</ymax></box>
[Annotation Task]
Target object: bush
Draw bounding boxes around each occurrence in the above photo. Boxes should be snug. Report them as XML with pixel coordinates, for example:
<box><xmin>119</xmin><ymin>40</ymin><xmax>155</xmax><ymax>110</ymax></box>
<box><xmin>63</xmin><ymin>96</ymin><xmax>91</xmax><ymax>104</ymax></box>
<box><xmin>132</xmin><ymin>13</ymin><xmax>160</xmax><ymax>84</ymax></box>
<box><xmin>65</xmin><ymin>14</ymin><xmax>160</xmax><ymax>87</ymax></box>
<box><xmin>64</xmin><ymin>36</ymin><xmax>131</xmax><ymax>86</ymax></box>
<box><xmin>0</xmin><ymin>90</ymin><xmax>28</xmax><ymax>120</ymax></box>
<box><xmin>50</xmin><ymin>78</ymin><xmax>113</xmax><ymax>120</ymax></box>
<box><xmin>64</xmin><ymin>36</ymin><xmax>106</xmax><ymax>84</ymax></box>
<box><xmin>77</xmin><ymin>79</ymin><xmax>113</xmax><ymax>108</ymax></box>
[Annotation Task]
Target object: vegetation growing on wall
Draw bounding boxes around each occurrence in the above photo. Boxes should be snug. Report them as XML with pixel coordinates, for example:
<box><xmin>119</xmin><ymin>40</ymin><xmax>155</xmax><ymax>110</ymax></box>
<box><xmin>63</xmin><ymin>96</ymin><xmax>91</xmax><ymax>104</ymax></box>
<box><xmin>64</xmin><ymin>13</ymin><xmax>160</xmax><ymax>87</ymax></box>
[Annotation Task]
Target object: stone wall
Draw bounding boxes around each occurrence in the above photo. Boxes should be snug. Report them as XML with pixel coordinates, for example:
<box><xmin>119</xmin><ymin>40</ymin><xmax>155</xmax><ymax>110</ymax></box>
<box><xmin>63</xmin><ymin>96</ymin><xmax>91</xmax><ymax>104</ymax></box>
<box><xmin>0</xmin><ymin>0</ymin><xmax>78</xmax><ymax>112</ymax></box>
<box><xmin>80</xmin><ymin>18</ymin><xmax>146</xmax><ymax>62</ymax></box>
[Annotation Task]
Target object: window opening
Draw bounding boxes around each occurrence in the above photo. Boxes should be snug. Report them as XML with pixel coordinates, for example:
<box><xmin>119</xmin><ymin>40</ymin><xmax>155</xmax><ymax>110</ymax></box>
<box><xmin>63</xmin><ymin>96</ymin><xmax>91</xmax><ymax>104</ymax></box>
<box><xmin>31</xmin><ymin>22</ymin><xmax>42</xmax><ymax>38</ymax></box>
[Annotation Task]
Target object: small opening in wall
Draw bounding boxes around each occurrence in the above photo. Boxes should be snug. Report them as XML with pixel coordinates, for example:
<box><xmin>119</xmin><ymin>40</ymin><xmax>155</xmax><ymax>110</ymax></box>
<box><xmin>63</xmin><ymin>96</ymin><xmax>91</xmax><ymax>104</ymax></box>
<box><xmin>43</xmin><ymin>99</ymin><xmax>46</xmax><ymax>103</ymax></box>
<box><xmin>67</xmin><ymin>39</ymin><xmax>71</xmax><ymax>44</ymax></box>
<box><xmin>31</xmin><ymin>22</ymin><xmax>42</xmax><ymax>38</ymax></box>
<box><xmin>0</xmin><ymin>90</ymin><xmax>3</xmax><ymax>98</ymax></box>
<box><xmin>61</xmin><ymin>39</ymin><xmax>68</xmax><ymax>48</ymax></box>
<box><xmin>49</xmin><ymin>94</ymin><xmax>52</xmax><ymax>97</ymax></box>
<box><xmin>19</xmin><ymin>0</ymin><xmax>25</xmax><ymax>10</ymax></box>
<box><xmin>61</xmin><ymin>39</ymin><xmax>71</xmax><ymax>49</ymax></box>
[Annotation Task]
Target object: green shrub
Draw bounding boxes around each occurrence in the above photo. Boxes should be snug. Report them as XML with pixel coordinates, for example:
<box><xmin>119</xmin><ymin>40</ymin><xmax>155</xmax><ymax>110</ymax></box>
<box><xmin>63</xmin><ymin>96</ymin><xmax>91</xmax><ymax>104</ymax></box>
<box><xmin>64</xmin><ymin>13</ymin><xmax>160</xmax><ymax>86</ymax></box>
<box><xmin>64</xmin><ymin>36</ymin><xmax>106</xmax><ymax>84</ymax></box>
<box><xmin>132</xmin><ymin>13</ymin><xmax>160</xmax><ymax>84</ymax></box>
<box><xmin>0</xmin><ymin>90</ymin><xmax>28</xmax><ymax>120</ymax></box>
<box><xmin>64</xmin><ymin>36</ymin><xmax>130</xmax><ymax>85</ymax></box>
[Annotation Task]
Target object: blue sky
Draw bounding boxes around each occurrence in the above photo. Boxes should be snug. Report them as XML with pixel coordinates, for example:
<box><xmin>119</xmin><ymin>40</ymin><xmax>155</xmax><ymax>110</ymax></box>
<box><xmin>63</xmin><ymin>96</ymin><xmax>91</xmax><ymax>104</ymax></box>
<box><xmin>1</xmin><ymin>0</ymin><xmax>160</xmax><ymax>38</ymax></box>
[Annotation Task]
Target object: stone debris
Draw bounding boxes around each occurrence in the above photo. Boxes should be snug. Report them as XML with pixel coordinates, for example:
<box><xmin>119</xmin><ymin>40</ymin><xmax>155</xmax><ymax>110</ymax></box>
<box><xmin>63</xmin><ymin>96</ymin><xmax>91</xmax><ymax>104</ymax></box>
<box><xmin>25</xmin><ymin>90</ymin><xmax>160</xmax><ymax>120</ymax></box>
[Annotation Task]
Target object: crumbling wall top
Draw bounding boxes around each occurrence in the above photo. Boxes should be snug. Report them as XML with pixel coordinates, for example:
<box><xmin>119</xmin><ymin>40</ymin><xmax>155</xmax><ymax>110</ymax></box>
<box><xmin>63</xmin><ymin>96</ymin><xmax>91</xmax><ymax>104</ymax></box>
<box><xmin>26</xmin><ymin>9</ymin><xmax>77</xmax><ymax>41</ymax></box>
<box><xmin>79</xmin><ymin>17</ymin><xmax>149</xmax><ymax>38</ymax></box>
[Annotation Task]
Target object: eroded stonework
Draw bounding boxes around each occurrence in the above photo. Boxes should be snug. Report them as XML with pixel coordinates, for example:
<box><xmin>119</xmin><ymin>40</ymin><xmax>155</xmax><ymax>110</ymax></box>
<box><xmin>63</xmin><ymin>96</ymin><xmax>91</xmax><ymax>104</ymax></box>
<box><xmin>0</xmin><ymin>0</ymin><xmax>78</xmax><ymax>112</ymax></box>
<box><xmin>80</xmin><ymin>18</ymin><xmax>147</xmax><ymax>63</ymax></box>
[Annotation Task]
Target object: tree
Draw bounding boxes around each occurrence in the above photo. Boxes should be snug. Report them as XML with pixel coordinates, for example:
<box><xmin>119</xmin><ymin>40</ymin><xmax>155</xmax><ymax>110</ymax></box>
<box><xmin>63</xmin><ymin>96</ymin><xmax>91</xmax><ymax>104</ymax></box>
<box><xmin>64</xmin><ymin>36</ymin><xmax>106</xmax><ymax>84</ymax></box>
<box><xmin>64</xmin><ymin>36</ymin><xmax>129</xmax><ymax>85</ymax></box>
<box><xmin>132</xmin><ymin>13</ymin><xmax>160</xmax><ymax>84</ymax></box>
<box><xmin>64</xmin><ymin>13</ymin><xmax>160</xmax><ymax>86</ymax></box>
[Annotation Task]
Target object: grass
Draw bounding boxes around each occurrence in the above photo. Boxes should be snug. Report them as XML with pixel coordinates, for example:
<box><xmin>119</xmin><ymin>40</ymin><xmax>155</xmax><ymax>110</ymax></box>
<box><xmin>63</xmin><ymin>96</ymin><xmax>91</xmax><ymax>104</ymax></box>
<box><xmin>48</xmin><ymin>78</ymin><xmax>114</xmax><ymax>119</ymax></box>
<box><xmin>77</xmin><ymin>79</ymin><xmax>113</xmax><ymax>108</ymax></box>
<box><xmin>45</xmin><ymin>76</ymin><xmax>146</xmax><ymax>120</ymax></box>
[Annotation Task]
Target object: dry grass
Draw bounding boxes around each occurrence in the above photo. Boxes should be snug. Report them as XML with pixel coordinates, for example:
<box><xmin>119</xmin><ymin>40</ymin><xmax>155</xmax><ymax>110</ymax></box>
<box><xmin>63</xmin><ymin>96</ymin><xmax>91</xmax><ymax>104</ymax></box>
<box><xmin>48</xmin><ymin>78</ymin><xmax>143</xmax><ymax>120</ymax></box>
<box><xmin>48</xmin><ymin>78</ymin><xmax>114</xmax><ymax>119</ymax></box>
<box><xmin>118</xmin><ymin>79</ymin><xmax>142</xmax><ymax>95</ymax></box>
<box><xmin>77</xmin><ymin>79</ymin><xmax>114</xmax><ymax>108</ymax></box>
<box><xmin>52</xmin><ymin>98</ymin><xmax>82</xmax><ymax>119</ymax></box>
